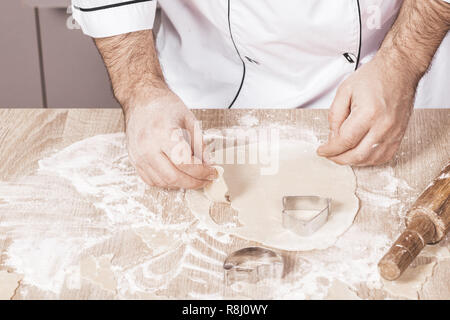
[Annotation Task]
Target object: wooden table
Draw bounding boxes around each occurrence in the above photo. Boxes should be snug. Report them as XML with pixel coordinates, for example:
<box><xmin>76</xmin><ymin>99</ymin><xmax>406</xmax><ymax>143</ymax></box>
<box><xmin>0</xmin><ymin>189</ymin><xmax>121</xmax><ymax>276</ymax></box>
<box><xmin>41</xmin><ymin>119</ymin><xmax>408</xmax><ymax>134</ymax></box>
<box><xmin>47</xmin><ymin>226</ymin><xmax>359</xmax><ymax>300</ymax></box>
<box><xmin>0</xmin><ymin>109</ymin><xmax>448</xmax><ymax>300</ymax></box>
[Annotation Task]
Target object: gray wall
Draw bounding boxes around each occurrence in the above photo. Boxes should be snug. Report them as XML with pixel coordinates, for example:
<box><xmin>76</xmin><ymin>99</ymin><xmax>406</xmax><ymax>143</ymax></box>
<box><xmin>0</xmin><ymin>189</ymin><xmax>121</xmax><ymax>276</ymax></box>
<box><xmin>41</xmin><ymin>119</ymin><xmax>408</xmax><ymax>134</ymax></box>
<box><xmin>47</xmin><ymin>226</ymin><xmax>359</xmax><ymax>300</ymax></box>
<box><xmin>0</xmin><ymin>1</ymin><xmax>43</xmax><ymax>107</ymax></box>
<box><xmin>0</xmin><ymin>0</ymin><xmax>120</xmax><ymax>108</ymax></box>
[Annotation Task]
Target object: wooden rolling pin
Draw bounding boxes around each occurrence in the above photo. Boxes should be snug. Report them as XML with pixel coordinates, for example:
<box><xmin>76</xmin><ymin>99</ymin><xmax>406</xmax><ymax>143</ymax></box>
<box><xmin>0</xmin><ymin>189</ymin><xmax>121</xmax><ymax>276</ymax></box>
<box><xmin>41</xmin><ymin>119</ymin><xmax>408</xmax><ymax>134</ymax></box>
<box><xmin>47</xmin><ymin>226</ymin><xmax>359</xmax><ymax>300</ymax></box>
<box><xmin>378</xmin><ymin>162</ymin><xmax>450</xmax><ymax>281</ymax></box>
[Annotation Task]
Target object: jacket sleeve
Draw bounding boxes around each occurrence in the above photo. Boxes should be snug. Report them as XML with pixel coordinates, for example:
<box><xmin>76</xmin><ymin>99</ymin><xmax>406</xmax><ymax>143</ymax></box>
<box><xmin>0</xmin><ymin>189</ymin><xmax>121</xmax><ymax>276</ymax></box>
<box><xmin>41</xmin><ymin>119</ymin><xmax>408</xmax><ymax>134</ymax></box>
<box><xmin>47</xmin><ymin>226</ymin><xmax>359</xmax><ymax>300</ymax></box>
<box><xmin>72</xmin><ymin>0</ymin><xmax>157</xmax><ymax>38</ymax></box>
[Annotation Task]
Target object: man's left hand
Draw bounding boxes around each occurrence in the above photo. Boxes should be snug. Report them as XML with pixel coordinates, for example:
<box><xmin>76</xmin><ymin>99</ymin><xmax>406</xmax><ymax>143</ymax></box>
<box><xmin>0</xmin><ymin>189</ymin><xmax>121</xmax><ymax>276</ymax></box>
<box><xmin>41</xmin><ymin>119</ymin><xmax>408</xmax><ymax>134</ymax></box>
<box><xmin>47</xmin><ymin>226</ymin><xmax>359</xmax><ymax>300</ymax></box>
<box><xmin>317</xmin><ymin>54</ymin><xmax>418</xmax><ymax>166</ymax></box>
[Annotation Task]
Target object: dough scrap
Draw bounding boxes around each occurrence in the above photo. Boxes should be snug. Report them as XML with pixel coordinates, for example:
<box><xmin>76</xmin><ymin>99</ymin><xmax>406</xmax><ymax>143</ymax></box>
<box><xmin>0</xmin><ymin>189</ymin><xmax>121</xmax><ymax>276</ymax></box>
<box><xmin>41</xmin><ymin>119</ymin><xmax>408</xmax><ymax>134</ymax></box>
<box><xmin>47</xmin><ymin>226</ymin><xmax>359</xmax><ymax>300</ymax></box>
<box><xmin>186</xmin><ymin>141</ymin><xmax>359</xmax><ymax>251</ymax></box>
<box><xmin>0</xmin><ymin>270</ymin><xmax>22</xmax><ymax>300</ymax></box>
<box><xmin>204</xmin><ymin>166</ymin><xmax>229</xmax><ymax>203</ymax></box>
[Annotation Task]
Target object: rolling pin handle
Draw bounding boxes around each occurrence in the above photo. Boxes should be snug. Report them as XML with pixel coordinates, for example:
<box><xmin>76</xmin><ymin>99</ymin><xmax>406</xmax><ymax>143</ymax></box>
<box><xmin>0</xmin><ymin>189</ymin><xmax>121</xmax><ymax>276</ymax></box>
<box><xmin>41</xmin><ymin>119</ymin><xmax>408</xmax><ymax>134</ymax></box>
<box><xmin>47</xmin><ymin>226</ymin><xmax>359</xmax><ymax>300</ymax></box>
<box><xmin>378</xmin><ymin>215</ymin><xmax>436</xmax><ymax>281</ymax></box>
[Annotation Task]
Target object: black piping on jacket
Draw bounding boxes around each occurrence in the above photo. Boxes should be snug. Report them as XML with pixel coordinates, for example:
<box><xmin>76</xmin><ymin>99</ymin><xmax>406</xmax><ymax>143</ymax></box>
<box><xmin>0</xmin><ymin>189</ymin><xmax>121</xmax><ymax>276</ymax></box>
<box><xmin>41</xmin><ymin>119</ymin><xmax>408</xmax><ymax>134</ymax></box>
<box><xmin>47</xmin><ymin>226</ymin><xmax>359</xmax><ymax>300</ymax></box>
<box><xmin>227</xmin><ymin>0</ymin><xmax>246</xmax><ymax>109</ymax></box>
<box><xmin>355</xmin><ymin>0</ymin><xmax>362</xmax><ymax>70</ymax></box>
<box><xmin>73</xmin><ymin>0</ymin><xmax>153</xmax><ymax>12</ymax></box>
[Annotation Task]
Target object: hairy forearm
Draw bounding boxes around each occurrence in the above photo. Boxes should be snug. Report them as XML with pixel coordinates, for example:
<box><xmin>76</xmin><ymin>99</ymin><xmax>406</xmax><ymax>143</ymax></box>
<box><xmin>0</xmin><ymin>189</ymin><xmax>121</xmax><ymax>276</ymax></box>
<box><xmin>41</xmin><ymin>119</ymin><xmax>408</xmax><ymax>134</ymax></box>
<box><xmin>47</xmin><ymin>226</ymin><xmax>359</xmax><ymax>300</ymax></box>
<box><xmin>378</xmin><ymin>0</ymin><xmax>450</xmax><ymax>85</ymax></box>
<box><xmin>94</xmin><ymin>30</ymin><xmax>167</xmax><ymax>113</ymax></box>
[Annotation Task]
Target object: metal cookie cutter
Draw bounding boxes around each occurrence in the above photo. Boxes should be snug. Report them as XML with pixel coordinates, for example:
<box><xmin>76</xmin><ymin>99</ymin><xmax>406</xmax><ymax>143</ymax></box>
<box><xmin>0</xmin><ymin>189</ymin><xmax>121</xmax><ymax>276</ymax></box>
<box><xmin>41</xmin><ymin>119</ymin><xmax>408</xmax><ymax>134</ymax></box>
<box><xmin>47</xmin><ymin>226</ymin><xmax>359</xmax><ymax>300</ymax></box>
<box><xmin>223</xmin><ymin>247</ymin><xmax>284</xmax><ymax>286</ymax></box>
<box><xmin>282</xmin><ymin>196</ymin><xmax>331</xmax><ymax>236</ymax></box>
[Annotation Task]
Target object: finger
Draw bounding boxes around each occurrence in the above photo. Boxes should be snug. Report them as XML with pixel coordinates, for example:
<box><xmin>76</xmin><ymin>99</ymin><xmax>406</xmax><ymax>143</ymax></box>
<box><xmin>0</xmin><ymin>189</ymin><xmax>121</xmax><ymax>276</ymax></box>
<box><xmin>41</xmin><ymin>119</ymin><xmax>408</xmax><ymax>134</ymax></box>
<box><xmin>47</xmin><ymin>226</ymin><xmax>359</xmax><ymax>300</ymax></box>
<box><xmin>327</xmin><ymin>129</ymin><xmax>382</xmax><ymax>165</ymax></box>
<box><xmin>145</xmin><ymin>166</ymin><xmax>167</xmax><ymax>187</ymax></box>
<box><xmin>328</xmin><ymin>85</ymin><xmax>352</xmax><ymax>134</ymax></box>
<box><xmin>150</xmin><ymin>152</ymin><xmax>209</xmax><ymax>189</ymax></box>
<box><xmin>317</xmin><ymin>107</ymin><xmax>371</xmax><ymax>157</ymax></box>
<box><xmin>365</xmin><ymin>141</ymin><xmax>400</xmax><ymax>166</ymax></box>
<box><xmin>178</xmin><ymin>163</ymin><xmax>218</xmax><ymax>181</ymax></box>
<box><xmin>327</xmin><ymin>113</ymin><xmax>407</xmax><ymax>166</ymax></box>
<box><xmin>164</xmin><ymin>138</ymin><xmax>194</xmax><ymax>166</ymax></box>
<box><xmin>162</xmin><ymin>140</ymin><xmax>217</xmax><ymax>181</ymax></box>
<box><xmin>184</xmin><ymin>113</ymin><xmax>204</xmax><ymax>163</ymax></box>
<box><xmin>136</xmin><ymin>163</ymin><xmax>166</xmax><ymax>187</ymax></box>
<box><xmin>135</xmin><ymin>166</ymin><xmax>155</xmax><ymax>187</ymax></box>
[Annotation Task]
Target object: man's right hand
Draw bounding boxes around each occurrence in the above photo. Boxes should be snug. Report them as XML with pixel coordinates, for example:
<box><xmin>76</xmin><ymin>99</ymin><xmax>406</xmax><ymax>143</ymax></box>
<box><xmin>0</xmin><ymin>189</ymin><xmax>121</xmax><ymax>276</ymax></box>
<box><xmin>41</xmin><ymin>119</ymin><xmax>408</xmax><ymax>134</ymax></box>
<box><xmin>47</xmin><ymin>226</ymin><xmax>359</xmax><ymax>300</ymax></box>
<box><xmin>124</xmin><ymin>87</ymin><xmax>217</xmax><ymax>189</ymax></box>
<box><xmin>94</xmin><ymin>30</ymin><xmax>216</xmax><ymax>189</ymax></box>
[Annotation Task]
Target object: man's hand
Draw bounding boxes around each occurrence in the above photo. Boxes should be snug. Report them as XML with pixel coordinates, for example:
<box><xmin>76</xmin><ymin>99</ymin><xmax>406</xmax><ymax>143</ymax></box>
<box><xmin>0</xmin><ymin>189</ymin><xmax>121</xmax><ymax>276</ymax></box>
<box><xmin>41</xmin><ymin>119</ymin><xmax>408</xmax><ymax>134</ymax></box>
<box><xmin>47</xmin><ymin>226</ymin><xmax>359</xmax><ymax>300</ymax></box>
<box><xmin>95</xmin><ymin>30</ymin><xmax>216</xmax><ymax>189</ymax></box>
<box><xmin>317</xmin><ymin>54</ymin><xmax>416</xmax><ymax>166</ymax></box>
<box><xmin>318</xmin><ymin>0</ymin><xmax>450</xmax><ymax>166</ymax></box>
<box><xmin>125</xmin><ymin>88</ymin><xmax>217</xmax><ymax>189</ymax></box>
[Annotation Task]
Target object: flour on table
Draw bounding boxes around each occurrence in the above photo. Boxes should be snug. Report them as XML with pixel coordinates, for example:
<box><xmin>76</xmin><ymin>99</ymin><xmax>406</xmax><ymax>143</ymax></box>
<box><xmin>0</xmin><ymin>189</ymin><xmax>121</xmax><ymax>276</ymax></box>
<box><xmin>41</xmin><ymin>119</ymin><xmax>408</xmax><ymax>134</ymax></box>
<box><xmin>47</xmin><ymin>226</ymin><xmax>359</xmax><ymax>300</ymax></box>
<box><xmin>0</xmin><ymin>270</ymin><xmax>22</xmax><ymax>300</ymax></box>
<box><xmin>0</xmin><ymin>131</ymin><xmax>444</xmax><ymax>299</ymax></box>
<box><xmin>80</xmin><ymin>254</ymin><xmax>116</xmax><ymax>293</ymax></box>
<box><xmin>325</xmin><ymin>280</ymin><xmax>361</xmax><ymax>300</ymax></box>
<box><xmin>382</xmin><ymin>262</ymin><xmax>437</xmax><ymax>300</ymax></box>
<box><xmin>238</xmin><ymin>114</ymin><xmax>259</xmax><ymax>127</ymax></box>
<box><xmin>0</xmin><ymin>133</ymin><xmax>225</xmax><ymax>298</ymax></box>
<box><xmin>356</xmin><ymin>166</ymin><xmax>413</xmax><ymax>209</ymax></box>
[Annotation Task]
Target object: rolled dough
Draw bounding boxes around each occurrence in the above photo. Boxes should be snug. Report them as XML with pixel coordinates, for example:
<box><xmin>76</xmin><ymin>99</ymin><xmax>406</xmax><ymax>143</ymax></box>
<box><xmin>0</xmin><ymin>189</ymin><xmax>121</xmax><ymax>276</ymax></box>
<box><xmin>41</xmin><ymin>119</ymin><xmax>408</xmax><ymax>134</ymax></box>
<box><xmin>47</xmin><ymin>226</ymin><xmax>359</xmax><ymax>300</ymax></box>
<box><xmin>186</xmin><ymin>141</ymin><xmax>359</xmax><ymax>251</ymax></box>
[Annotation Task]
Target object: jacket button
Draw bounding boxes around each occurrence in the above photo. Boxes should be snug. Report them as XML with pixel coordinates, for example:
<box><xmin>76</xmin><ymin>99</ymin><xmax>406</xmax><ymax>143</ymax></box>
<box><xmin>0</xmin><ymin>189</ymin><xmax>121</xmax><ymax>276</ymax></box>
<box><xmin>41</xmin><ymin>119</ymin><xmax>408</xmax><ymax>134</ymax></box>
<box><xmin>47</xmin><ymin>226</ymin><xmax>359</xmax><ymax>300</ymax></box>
<box><xmin>343</xmin><ymin>53</ymin><xmax>357</xmax><ymax>63</ymax></box>
<box><xmin>245</xmin><ymin>56</ymin><xmax>260</xmax><ymax>65</ymax></box>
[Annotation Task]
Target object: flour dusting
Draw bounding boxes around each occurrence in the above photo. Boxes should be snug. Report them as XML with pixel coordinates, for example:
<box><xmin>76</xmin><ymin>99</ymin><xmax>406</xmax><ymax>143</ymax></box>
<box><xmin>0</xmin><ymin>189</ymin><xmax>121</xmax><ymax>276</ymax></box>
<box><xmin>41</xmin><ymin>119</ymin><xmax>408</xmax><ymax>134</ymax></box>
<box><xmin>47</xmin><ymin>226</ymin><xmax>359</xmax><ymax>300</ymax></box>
<box><xmin>238</xmin><ymin>114</ymin><xmax>259</xmax><ymax>127</ymax></box>
<box><xmin>0</xmin><ymin>131</ymin><xmax>444</xmax><ymax>299</ymax></box>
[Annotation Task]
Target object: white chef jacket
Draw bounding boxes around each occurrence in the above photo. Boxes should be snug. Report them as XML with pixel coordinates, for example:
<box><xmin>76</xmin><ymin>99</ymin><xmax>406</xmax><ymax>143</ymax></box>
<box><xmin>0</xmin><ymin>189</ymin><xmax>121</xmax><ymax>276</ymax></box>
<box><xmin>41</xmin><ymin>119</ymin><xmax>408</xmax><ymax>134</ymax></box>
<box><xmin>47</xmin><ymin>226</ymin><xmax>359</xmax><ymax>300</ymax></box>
<box><xmin>72</xmin><ymin>0</ymin><xmax>450</xmax><ymax>109</ymax></box>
